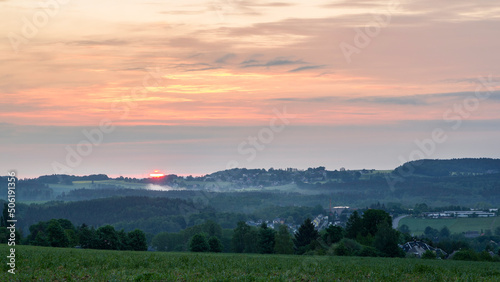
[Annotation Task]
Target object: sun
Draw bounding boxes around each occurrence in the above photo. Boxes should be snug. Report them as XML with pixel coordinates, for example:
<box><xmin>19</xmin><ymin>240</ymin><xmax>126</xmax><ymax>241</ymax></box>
<box><xmin>149</xmin><ymin>170</ymin><xmax>165</xmax><ymax>178</ymax></box>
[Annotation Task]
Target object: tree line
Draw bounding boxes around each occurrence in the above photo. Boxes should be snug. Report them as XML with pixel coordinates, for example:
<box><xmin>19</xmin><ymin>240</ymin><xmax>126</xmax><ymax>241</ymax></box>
<box><xmin>156</xmin><ymin>209</ymin><xmax>404</xmax><ymax>258</ymax></box>
<box><xmin>27</xmin><ymin>218</ymin><xmax>147</xmax><ymax>251</ymax></box>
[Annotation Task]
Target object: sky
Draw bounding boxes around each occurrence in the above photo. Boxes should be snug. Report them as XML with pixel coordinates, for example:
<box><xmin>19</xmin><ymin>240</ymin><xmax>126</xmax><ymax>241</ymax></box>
<box><xmin>1</xmin><ymin>0</ymin><xmax>500</xmax><ymax>178</ymax></box>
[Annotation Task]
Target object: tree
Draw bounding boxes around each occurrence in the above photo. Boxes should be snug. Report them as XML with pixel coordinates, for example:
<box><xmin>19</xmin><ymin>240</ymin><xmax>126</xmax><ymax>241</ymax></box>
<box><xmin>46</xmin><ymin>219</ymin><xmax>70</xmax><ymax>248</ymax></box>
<box><xmin>128</xmin><ymin>229</ymin><xmax>148</xmax><ymax>251</ymax></box>
<box><xmin>398</xmin><ymin>224</ymin><xmax>410</xmax><ymax>234</ymax></box>
<box><xmin>57</xmin><ymin>219</ymin><xmax>75</xmax><ymax>231</ymax></box>
<box><xmin>203</xmin><ymin>220</ymin><xmax>223</xmax><ymax>239</ymax></box>
<box><xmin>322</xmin><ymin>225</ymin><xmax>343</xmax><ymax>246</ymax></box>
<box><xmin>77</xmin><ymin>224</ymin><xmax>97</xmax><ymax>249</ymax></box>
<box><xmin>373</xmin><ymin>221</ymin><xmax>404</xmax><ymax>257</ymax></box>
<box><xmin>232</xmin><ymin>221</ymin><xmax>250</xmax><ymax>253</ymax></box>
<box><xmin>274</xmin><ymin>225</ymin><xmax>294</xmax><ymax>254</ymax></box>
<box><xmin>0</xmin><ymin>227</ymin><xmax>8</xmax><ymax>244</ymax></box>
<box><xmin>34</xmin><ymin>231</ymin><xmax>49</xmax><ymax>246</ymax></box>
<box><xmin>424</xmin><ymin>226</ymin><xmax>439</xmax><ymax>238</ymax></box>
<box><xmin>96</xmin><ymin>225</ymin><xmax>120</xmax><ymax>250</ymax></box>
<box><xmin>208</xmin><ymin>236</ymin><xmax>223</xmax><ymax>253</ymax></box>
<box><xmin>152</xmin><ymin>232</ymin><xmax>184</xmax><ymax>252</ymax></box>
<box><xmin>244</xmin><ymin>228</ymin><xmax>259</xmax><ymax>253</ymax></box>
<box><xmin>1</xmin><ymin>203</ymin><xmax>8</xmax><ymax>227</ymax></box>
<box><xmin>361</xmin><ymin>209</ymin><xmax>392</xmax><ymax>237</ymax></box>
<box><xmin>65</xmin><ymin>229</ymin><xmax>78</xmax><ymax>247</ymax></box>
<box><xmin>258</xmin><ymin>222</ymin><xmax>276</xmax><ymax>254</ymax></box>
<box><xmin>439</xmin><ymin>226</ymin><xmax>450</xmax><ymax>238</ymax></box>
<box><xmin>345</xmin><ymin>211</ymin><xmax>362</xmax><ymax>239</ymax></box>
<box><xmin>189</xmin><ymin>233</ymin><xmax>209</xmax><ymax>252</ymax></box>
<box><xmin>117</xmin><ymin>229</ymin><xmax>129</xmax><ymax>250</ymax></box>
<box><xmin>294</xmin><ymin>218</ymin><xmax>319</xmax><ymax>254</ymax></box>
<box><xmin>312</xmin><ymin>204</ymin><xmax>324</xmax><ymax>216</ymax></box>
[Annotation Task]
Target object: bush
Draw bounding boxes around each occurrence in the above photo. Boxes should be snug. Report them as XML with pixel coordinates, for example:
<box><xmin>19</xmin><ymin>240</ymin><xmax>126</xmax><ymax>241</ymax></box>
<box><xmin>452</xmin><ymin>249</ymin><xmax>478</xmax><ymax>261</ymax></box>
<box><xmin>478</xmin><ymin>251</ymin><xmax>493</xmax><ymax>262</ymax></box>
<box><xmin>332</xmin><ymin>239</ymin><xmax>361</xmax><ymax>256</ymax></box>
<box><xmin>421</xmin><ymin>250</ymin><xmax>436</xmax><ymax>259</ymax></box>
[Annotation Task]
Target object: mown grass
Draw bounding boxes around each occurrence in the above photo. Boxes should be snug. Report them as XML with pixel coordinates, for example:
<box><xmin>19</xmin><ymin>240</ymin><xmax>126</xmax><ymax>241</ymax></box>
<box><xmin>1</xmin><ymin>245</ymin><xmax>499</xmax><ymax>281</ymax></box>
<box><xmin>399</xmin><ymin>217</ymin><xmax>499</xmax><ymax>235</ymax></box>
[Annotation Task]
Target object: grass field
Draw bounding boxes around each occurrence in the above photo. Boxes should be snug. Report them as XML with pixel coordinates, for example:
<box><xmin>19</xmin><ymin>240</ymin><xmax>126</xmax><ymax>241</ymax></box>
<box><xmin>399</xmin><ymin>217</ymin><xmax>500</xmax><ymax>235</ymax></box>
<box><xmin>1</xmin><ymin>245</ymin><xmax>499</xmax><ymax>281</ymax></box>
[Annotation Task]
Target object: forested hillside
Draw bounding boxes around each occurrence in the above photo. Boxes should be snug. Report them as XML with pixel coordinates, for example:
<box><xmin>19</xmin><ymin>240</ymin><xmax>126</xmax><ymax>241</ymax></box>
<box><xmin>2</xmin><ymin>158</ymin><xmax>500</xmax><ymax>209</ymax></box>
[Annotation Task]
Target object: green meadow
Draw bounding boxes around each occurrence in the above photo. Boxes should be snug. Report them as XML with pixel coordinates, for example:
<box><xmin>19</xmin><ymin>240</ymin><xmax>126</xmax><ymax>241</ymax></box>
<box><xmin>2</xmin><ymin>245</ymin><xmax>500</xmax><ymax>281</ymax></box>
<box><xmin>399</xmin><ymin>217</ymin><xmax>500</xmax><ymax>235</ymax></box>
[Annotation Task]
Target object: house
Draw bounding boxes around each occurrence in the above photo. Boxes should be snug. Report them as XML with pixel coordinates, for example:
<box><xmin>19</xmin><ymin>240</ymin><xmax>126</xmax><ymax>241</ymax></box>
<box><xmin>400</xmin><ymin>241</ymin><xmax>447</xmax><ymax>258</ymax></box>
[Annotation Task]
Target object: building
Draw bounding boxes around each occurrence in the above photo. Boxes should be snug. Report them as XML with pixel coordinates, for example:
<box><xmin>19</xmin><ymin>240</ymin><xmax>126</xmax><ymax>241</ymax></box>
<box><xmin>400</xmin><ymin>241</ymin><xmax>447</xmax><ymax>258</ymax></box>
<box><xmin>423</xmin><ymin>211</ymin><xmax>496</xmax><ymax>218</ymax></box>
<box><xmin>444</xmin><ymin>211</ymin><xmax>496</xmax><ymax>218</ymax></box>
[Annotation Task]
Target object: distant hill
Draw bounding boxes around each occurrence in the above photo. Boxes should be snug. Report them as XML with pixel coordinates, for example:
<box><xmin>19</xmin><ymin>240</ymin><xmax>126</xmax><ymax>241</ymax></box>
<box><xmin>393</xmin><ymin>158</ymin><xmax>500</xmax><ymax>177</ymax></box>
<box><xmin>3</xmin><ymin>158</ymin><xmax>500</xmax><ymax>207</ymax></box>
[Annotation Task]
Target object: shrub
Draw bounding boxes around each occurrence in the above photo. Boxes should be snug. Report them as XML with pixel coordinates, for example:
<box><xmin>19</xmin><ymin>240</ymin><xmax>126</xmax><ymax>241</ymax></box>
<box><xmin>332</xmin><ymin>239</ymin><xmax>361</xmax><ymax>256</ymax></box>
<box><xmin>452</xmin><ymin>249</ymin><xmax>478</xmax><ymax>261</ymax></box>
<box><xmin>421</xmin><ymin>250</ymin><xmax>436</xmax><ymax>259</ymax></box>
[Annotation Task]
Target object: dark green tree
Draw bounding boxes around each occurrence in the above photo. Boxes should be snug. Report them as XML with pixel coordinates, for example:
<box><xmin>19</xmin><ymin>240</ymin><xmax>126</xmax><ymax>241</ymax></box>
<box><xmin>65</xmin><ymin>229</ymin><xmax>78</xmax><ymax>247</ymax></box>
<box><xmin>0</xmin><ymin>227</ymin><xmax>8</xmax><ymax>244</ymax></box>
<box><xmin>424</xmin><ymin>226</ymin><xmax>439</xmax><ymax>238</ymax></box>
<box><xmin>96</xmin><ymin>225</ymin><xmax>120</xmax><ymax>250</ymax></box>
<box><xmin>258</xmin><ymin>222</ymin><xmax>276</xmax><ymax>254</ymax></box>
<box><xmin>33</xmin><ymin>231</ymin><xmax>49</xmax><ymax>246</ymax></box>
<box><xmin>189</xmin><ymin>233</ymin><xmax>209</xmax><ymax>252</ymax></box>
<box><xmin>46</xmin><ymin>219</ymin><xmax>70</xmax><ymax>248</ymax></box>
<box><xmin>231</xmin><ymin>221</ymin><xmax>250</xmax><ymax>253</ymax></box>
<box><xmin>208</xmin><ymin>236</ymin><xmax>223</xmax><ymax>253</ymax></box>
<box><xmin>28</xmin><ymin>221</ymin><xmax>49</xmax><ymax>245</ymax></box>
<box><xmin>274</xmin><ymin>225</ymin><xmax>294</xmax><ymax>254</ymax></box>
<box><xmin>117</xmin><ymin>229</ymin><xmax>129</xmax><ymax>250</ymax></box>
<box><xmin>294</xmin><ymin>218</ymin><xmax>319</xmax><ymax>254</ymax></box>
<box><xmin>373</xmin><ymin>221</ymin><xmax>404</xmax><ymax>257</ymax></box>
<box><xmin>77</xmin><ymin>224</ymin><xmax>97</xmax><ymax>249</ymax></box>
<box><xmin>127</xmin><ymin>229</ymin><xmax>147</xmax><ymax>251</ymax></box>
<box><xmin>203</xmin><ymin>220</ymin><xmax>223</xmax><ymax>238</ymax></box>
<box><xmin>345</xmin><ymin>211</ymin><xmax>363</xmax><ymax>239</ymax></box>
<box><xmin>152</xmin><ymin>232</ymin><xmax>184</xmax><ymax>252</ymax></box>
<box><xmin>244</xmin><ymin>228</ymin><xmax>259</xmax><ymax>253</ymax></box>
<box><xmin>398</xmin><ymin>224</ymin><xmax>410</xmax><ymax>234</ymax></box>
<box><xmin>1</xmin><ymin>203</ymin><xmax>8</xmax><ymax>227</ymax></box>
<box><xmin>439</xmin><ymin>226</ymin><xmax>450</xmax><ymax>238</ymax></box>
<box><xmin>361</xmin><ymin>209</ymin><xmax>392</xmax><ymax>237</ymax></box>
<box><xmin>57</xmin><ymin>219</ymin><xmax>75</xmax><ymax>231</ymax></box>
<box><xmin>322</xmin><ymin>225</ymin><xmax>343</xmax><ymax>246</ymax></box>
